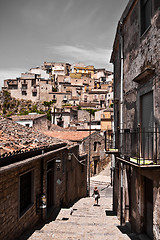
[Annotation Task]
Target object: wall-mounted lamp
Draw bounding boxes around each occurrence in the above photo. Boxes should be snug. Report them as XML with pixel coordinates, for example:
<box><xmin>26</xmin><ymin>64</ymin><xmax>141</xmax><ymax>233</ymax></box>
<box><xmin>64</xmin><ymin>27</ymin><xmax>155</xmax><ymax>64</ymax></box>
<box><xmin>68</xmin><ymin>153</ymin><xmax>72</xmax><ymax>161</ymax></box>
<box><xmin>55</xmin><ymin>159</ymin><xmax>61</xmax><ymax>171</ymax></box>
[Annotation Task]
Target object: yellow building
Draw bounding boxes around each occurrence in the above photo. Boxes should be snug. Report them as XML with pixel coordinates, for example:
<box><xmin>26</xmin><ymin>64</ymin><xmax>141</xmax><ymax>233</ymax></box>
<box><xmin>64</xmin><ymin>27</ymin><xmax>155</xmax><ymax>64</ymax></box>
<box><xmin>100</xmin><ymin>109</ymin><xmax>113</xmax><ymax>132</ymax></box>
<box><xmin>70</xmin><ymin>64</ymin><xmax>95</xmax><ymax>79</ymax></box>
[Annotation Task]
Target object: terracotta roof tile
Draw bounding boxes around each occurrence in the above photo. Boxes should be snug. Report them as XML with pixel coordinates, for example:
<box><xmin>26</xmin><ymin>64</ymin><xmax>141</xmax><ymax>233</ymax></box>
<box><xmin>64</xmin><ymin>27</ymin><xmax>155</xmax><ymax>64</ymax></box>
<box><xmin>0</xmin><ymin>116</ymin><xmax>65</xmax><ymax>157</ymax></box>
<box><xmin>10</xmin><ymin>113</ymin><xmax>47</xmax><ymax>121</ymax></box>
<box><xmin>43</xmin><ymin>130</ymin><xmax>90</xmax><ymax>141</ymax></box>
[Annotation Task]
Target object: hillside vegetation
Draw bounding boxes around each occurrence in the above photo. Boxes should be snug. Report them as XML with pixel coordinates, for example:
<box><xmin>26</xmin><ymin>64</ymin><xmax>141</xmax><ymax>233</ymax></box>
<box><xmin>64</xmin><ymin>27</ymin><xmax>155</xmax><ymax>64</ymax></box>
<box><xmin>0</xmin><ymin>90</ymin><xmax>51</xmax><ymax>118</ymax></box>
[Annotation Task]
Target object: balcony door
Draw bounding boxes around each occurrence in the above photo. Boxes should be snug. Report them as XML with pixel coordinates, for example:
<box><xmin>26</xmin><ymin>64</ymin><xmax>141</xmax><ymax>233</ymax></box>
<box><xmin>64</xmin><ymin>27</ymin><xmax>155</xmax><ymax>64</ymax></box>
<box><xmin>140</xmin><ymin>91</ymin><xmax>154</xmax><ymax>160</ymax></box>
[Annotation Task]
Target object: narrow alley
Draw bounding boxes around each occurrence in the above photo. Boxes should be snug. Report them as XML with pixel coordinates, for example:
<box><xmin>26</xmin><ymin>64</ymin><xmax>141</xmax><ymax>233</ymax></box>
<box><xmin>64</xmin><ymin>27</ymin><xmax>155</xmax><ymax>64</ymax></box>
<box><xmin>20</xmin><ymin>162</ymin><xmax>137</xmax><ymax>240</ymax></box>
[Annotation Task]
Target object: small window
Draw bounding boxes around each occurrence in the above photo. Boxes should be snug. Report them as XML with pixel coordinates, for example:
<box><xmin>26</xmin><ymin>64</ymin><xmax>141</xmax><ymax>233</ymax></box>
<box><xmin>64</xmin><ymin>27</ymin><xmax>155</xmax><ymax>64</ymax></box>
<box><xmin>94</xmin><ymin>142</ymin><xmax>97</xmax><ymax>151</ymax></box>
<box><xmin>32</xmin><ymin>79</ymin><xmax>36</xmax><ymax>86</ymax></box>
<box><xmin>25</xmin><ymin>124</ymin><xmax>30</xmax><ymax>127</ymax></box>
<box><xmin>19</xmin><ymin>170</ymin><xmax>34</xmax><ymax>217</ymax></box>
<box><xmin>32</xmin><ymin>92</ymin><xmax>37</xmax><ymax>97</ymax></box>
<box><xmin>22</xmin><ymin>91</ymin><xmax>27</xmax><ymax>96</ymax></box>
<box><xmin>140</xmin><ymin>0</ymin><xmax>152</xmax><ymax>35</ymax></box>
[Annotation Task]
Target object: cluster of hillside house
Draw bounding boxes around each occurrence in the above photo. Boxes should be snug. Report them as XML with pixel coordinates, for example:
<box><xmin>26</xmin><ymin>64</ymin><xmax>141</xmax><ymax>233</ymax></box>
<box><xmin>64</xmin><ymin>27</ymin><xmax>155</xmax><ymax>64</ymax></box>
<box><xmin>2</xmin><ymin>62</ymin><xmax>114</xmax><ymax>182</ymax></box>
<box><xmin>3</xmin><ymin>62</ymin><xmax>113</xmax><ymax>110</ymax></box>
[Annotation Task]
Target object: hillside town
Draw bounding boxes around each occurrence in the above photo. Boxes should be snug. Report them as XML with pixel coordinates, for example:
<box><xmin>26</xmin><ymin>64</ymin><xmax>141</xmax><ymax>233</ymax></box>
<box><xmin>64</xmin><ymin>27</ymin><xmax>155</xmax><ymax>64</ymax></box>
<box><xmin>0</xmin><ymin>0</ymin><xmax>160</xmax><ymax>240</ymax></box>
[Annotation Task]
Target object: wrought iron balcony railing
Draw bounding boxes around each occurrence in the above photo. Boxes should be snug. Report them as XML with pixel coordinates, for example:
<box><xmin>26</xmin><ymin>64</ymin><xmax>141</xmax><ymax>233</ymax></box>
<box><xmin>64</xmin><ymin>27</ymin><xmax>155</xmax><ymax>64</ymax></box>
<box><xmin>106</xmin><ymin>128</ymin><xmax>160</xmax><ymax>166</ymax></box>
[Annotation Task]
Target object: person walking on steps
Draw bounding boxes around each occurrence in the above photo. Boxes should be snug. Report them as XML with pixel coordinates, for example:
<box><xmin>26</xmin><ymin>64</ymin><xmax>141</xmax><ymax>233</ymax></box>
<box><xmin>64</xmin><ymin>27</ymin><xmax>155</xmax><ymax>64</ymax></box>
<box><xmin>93</xmin><ymin>186</ymin><xmax>100</xmax><ymax>205</ymax></box>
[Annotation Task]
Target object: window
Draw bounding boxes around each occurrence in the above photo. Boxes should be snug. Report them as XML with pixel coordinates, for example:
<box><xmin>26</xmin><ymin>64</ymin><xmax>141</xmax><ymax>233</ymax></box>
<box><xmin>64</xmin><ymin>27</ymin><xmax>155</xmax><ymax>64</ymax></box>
<box><xmin>19</xmin><ymin>170</ymin><xmax>34</xmax><ymax>216</ymax></box>
<box><xmin>22</xmin><ymin>91</ymin><xmax>27</xmax><ymax>96</ymax></box>
<box><xmin>84</xmin><ymin>95</ymin><xmax>87</xmax><ymax>102</ymax></box>
<box><xmin>22</xmin><ymin>84</ymin><xmax>27</xmax><ymax>89</ymax></box>
<box><xmin>32</xmin><ymin>79</ymin><xmax>36</xmax><ymax>86</ymax></box>
<box><xmin>32</xmin><ymin>92</ymin><xmax>37</xmax><ymax>96</ymax></box>
<box><xmin>94</xmin><ymin>142</ymin><xmax>101</xmax><ymax>151</ymax></box>
<box><xmin>141</xmin><ymin>0</ymin><xmax>152</xmax><ymax>35</ymax></box>
<box><xmin>94</xmin><ymin>142</ymin><xmax>97</xmax><ymax>151</ymax></box>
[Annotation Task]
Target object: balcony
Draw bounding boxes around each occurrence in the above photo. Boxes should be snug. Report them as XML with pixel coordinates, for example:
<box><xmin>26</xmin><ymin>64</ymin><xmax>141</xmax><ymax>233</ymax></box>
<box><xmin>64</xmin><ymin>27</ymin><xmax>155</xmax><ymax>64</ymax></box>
<box><xmin>106</xmin><ymin>128</ymin><xmax>160</xmax><ymax>166</ymax></box>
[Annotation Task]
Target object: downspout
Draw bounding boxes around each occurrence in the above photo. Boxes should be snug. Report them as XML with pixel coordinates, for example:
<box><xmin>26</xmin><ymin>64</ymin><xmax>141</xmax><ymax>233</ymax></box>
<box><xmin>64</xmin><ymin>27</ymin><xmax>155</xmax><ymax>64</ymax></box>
<box><xmin>120</xmin><ymin>21</ymin><xmax>124</xmax><ymax>153</ymax></box>
<box><xmin>120</xmin><ymin>162</ymin><xmax>123</xmax><ymax>225</ymax></box>
<box><xmin>120</xmin><ymin>21</ymin><xmax>124</xmax><ymax>226</ymax></box>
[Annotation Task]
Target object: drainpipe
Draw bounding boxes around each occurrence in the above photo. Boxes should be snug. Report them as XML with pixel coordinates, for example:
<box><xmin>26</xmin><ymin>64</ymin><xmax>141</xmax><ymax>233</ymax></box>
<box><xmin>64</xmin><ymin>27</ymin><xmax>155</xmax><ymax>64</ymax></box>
<box><xmin>120</xmin><ymin>21</ymin><xmax>124</xmax><ymax>226</ymax></box>
<box><xmin>88</xmin><ymin>111</ymin><xmax>91</xmax><ymax>197</ymax></box>
<box><xmin>120</xmin><ymin>162</ymin><xmax>123</xmax><ymax>225</ymax></box>
<box><xmin>120</xmin><ymin>22</ymin><xmax>124</xmax><ymax>153</ymax></box>
<box><xmin>104</xmin><ymin>130</ymin><xmax>107</xmax><ymax>151</ymax></box>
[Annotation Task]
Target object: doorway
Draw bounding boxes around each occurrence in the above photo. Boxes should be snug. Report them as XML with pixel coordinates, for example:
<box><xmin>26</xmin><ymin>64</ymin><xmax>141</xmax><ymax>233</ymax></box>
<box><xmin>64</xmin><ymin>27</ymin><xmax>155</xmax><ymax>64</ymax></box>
<box><xmin>144</xmin><ymin>177</ymin><xmax>153</xmax><ymax>239</ymax></box>
<box><xmin>140</xmin><ymin>91</ymin><xmax>154</xmax><ymax>160</ymax></box>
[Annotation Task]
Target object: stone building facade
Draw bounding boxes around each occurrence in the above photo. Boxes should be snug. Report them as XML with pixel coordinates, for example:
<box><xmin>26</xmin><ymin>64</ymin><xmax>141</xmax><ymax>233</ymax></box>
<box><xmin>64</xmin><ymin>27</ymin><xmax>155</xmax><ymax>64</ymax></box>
<box><xmin>82</xmin><ymin>131</ymin><xmax>108</xmax><ymax>176</ymax></box>
<box><xmin>0</xmin><ymin>117</ymin><xmax>87</xmax><ymax>240</ymax></box>
<box><xmin>110</xmin><ymin>0</ymin><xmax>160</xmax><ymax>239</ymax></box>
<box><xmin>9</xmin><ymin>113</ymin><xmax>49</xmax><ymax>130</ymax></box>
<box><xmin>3</xmin><ymin>72</ymin><xmax>55</xmax><ymax>103</ymax></box>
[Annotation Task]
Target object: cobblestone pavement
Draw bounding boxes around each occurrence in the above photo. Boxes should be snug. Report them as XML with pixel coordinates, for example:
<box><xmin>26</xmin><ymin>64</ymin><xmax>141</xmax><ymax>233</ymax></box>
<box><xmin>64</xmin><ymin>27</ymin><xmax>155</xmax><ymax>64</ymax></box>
<box><xmin>26</xmin><ymin>163</ymin><xmax>127</xmax><ymax>239</ymax></box>
<box><xmin>26</xmin><ymin>163</ymin><xmax>143</xmax><ymax>240</ymax></box>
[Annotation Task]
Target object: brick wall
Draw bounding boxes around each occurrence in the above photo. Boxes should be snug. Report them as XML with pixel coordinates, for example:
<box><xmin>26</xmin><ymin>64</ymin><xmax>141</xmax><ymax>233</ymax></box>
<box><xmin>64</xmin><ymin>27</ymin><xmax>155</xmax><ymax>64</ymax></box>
<box><xmin>0</xmin><ymin>157</ymin><xmax>41</xmax><ymax>240</ymax></box>
<box><xmin>0</xmin><ymin>144</ymin><xmax>87</xmax><ymax>239</ymax></box>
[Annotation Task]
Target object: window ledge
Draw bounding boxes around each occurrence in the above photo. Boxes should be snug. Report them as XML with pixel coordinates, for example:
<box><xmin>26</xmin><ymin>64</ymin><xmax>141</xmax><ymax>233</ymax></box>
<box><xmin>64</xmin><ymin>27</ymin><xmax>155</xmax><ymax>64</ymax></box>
<box><xmin>19</xmin><ymin>203</ymin><xmax>34</xmax><ymax>219</ymax></box>
<box><xmin>132</xmin><ymin>68</ymin><xmax>155</xmax><ymax>83</ymax></box>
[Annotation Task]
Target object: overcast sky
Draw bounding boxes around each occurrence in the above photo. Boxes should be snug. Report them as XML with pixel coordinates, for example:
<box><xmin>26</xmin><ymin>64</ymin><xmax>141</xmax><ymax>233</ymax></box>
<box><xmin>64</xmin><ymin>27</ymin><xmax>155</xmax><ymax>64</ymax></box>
<box><xmin>0</xmin><ymin>0</ymin><xmax>129</xmax><ymax>88</ymax></box>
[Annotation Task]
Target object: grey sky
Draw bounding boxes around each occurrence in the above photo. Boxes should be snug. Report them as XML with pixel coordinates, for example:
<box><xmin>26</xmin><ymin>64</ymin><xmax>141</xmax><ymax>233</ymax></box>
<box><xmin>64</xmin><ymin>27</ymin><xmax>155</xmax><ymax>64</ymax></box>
<box><xmin>0</xmin><ymin>0</ymin><xmax>129</xmax><ymax>87</ymax></box>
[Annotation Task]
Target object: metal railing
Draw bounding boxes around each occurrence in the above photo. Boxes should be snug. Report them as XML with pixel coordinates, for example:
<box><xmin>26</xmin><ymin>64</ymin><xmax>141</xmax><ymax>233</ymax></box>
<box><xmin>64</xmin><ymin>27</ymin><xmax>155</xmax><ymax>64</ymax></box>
<box><xmin>106</xmin><ymin>128</ymin><xmax>160</xmax><ymax>165</ymax></box>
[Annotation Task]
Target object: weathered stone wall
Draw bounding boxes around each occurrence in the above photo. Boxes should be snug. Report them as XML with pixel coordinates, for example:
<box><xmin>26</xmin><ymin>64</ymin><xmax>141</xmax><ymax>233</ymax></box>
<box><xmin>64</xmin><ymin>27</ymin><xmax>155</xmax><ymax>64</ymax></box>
<box><xmin>66</xmin><ymin>145</ymin><xmax>87</xmax><ymax>205</ymax></box>
<box><xmin>78</xmin><ymin>110</ymin><xmax>90</xmax><ymax>122</ymax></box>
<box><xmin>153</xmin><ymin>179</ymin><xmax>160</xmax><ymax>239</ymax></box>
<box><xmin>123</xmin><ymin>6</ymin><xmax>160</xmax><ymax>127</ymax></box>
<box><xmin>129</xmin><ymin>168</ymin><xmax>144</xmax><ymax>233</ymax></box>
<box><xmin>112</xmin><ymin>2</ymin><xmax>160</xmax><ymax>239</ymax></box>
<box><xmin>0</xmin><ymin>157</ymin><xmax>41</xmax><ymax>240</ymax></box>
<box><xmin>33</xmin><ymin>115</ymin><xmax>50</xmax><ymax>131</ymax></box>
<box><xmin>0</xmin><ymin>145</ymin><xmax>87</xmax><ymax>240</ymax></box>
<box><xmin>82</xmin><ymin>131</ymin><xmax>109</xmax><ymax>175</ymax></box>
<box><xmin>113</xmin><ymin>158</ymin><xmax>120</xmax><ymax>214</ymax></box>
